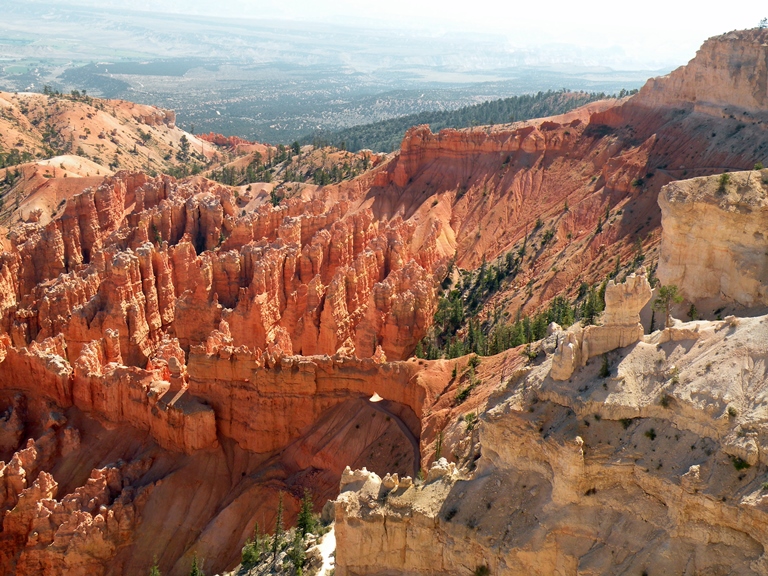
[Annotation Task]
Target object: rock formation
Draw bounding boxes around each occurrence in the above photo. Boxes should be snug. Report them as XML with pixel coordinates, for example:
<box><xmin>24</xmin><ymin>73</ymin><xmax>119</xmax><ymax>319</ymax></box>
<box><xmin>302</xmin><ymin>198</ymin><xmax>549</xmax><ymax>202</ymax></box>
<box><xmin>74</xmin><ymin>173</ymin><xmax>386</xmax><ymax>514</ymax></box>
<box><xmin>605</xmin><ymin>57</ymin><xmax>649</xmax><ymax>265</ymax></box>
<box><xmin>551</xmin><ymin>271</ymin><xmax>652</xmax><ymax>381</ymax></box>
<box><xmin>0</xmin><ymin>166</ymin><xmax>445</xmax><ymax>574</ymax></box>
<box><xmin>633</xmin><ymin>28</ymin><xmax>768</xmax><ymax>114</ymax></box>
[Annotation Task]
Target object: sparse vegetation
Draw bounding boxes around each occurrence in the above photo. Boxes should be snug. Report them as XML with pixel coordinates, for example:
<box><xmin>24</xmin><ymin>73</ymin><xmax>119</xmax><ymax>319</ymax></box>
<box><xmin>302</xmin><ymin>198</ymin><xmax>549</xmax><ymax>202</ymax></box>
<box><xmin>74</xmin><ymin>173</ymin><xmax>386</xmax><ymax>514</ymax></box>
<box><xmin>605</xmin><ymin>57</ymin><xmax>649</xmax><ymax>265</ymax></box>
<box><xmin>717</xmin><ymin>172</ymin><xmax>731</xmax><ymax>193</ymax></box>
<box><xmin>241</xmin><ymin>523</ymin><xmax>269</xmax><ymax>569</ymax></box>
<box><xmin>455</xmin><ymin>371</ymin><xmax>478</xmax><ymax>404</ymax></box>
<box><xmin>237</xmin><ymin>489</ymin><xmax>327</xmax><ymax>575</ymax></box>
<box><xmin>272</xmin><ymin>492</ymin><xmax>284</xmax><ymax>565</ymax></box>
<box><xmin>148</xmin><ymin>559</ymin><xmax>162</xmax><ymax>576</ymax></box>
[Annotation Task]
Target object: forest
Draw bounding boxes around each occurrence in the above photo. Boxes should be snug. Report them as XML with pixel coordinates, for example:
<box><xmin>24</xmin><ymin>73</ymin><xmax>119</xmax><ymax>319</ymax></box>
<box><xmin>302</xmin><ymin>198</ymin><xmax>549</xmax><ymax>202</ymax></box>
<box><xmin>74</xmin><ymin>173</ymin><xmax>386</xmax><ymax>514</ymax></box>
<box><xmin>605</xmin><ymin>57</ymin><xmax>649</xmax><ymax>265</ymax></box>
<box><xmin>303</xmin><ymin>89</ymin><xmax>637</xmax><ymax>152</ymax></box>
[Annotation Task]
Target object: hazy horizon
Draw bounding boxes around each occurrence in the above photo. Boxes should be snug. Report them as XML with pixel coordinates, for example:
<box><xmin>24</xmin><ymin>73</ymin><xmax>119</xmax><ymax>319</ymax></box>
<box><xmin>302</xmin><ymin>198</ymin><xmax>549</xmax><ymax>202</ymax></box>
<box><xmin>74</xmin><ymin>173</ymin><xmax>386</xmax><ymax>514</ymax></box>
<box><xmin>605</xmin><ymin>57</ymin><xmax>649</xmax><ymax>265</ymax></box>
<box><xmin>3</xmin><ymin>0</ymin><xmax>765</xmax><ymax>142</ymax></box>
<box><xmin>19</xmin><ymin>0</ymin><xmax>768</xmax><ymax>70</ymax></box>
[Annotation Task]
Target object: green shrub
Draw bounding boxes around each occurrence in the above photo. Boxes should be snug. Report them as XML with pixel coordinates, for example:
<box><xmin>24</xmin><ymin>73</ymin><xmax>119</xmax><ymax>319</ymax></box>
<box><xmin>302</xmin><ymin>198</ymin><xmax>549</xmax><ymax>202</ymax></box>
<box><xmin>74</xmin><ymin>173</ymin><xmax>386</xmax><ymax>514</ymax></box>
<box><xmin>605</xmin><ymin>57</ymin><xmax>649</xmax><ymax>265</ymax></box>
<box><xmin>732</xmin><ymin>456</ymin><xmax>751</xmax><ymax>471</ymax></box>
<box><xmin>241</xmin><ymin>522</ymin><xmax>268</xmax><ymax>568</ymax></box>
<box><xmin>188</xmin><ymin>557</ymin><xmax>205</xmax><ymax>576</ymax></box>
<box><xmin>455</xmin><ymin>386</ymin><xmax>471</xmax><ymax>404</ymax></box>
<box><xmin>285</xmin><ymin>532</ymin><xmax>306</xmax><ymax>573</ymax></box>
<box><xmin>148</xmin><ymin>559</ymin><xmax>161</xmax><ymax>576</ymax></box>
<box><xmin>718</xmin><ymin>172</ymin><xmax>731</xmax><ymax>192</ymax></box>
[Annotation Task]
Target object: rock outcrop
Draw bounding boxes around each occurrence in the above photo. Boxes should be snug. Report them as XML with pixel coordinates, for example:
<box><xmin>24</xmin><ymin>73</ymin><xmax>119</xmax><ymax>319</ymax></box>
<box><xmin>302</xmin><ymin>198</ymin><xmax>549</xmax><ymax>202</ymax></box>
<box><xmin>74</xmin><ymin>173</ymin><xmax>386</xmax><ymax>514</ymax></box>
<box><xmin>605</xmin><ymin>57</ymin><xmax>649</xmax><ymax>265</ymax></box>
<box><xmin>658</xmin><ymin>169</ymin><xmax>768</xmax><ymax>307</ymax></box>
<box><xmin>336</xmin><ymin>310</ymin><xmax>768</xmax><ymax>576</ymax></box>
<box><xmin>634</xmin><ymin>28</ymin><xmax>768</xmax><ymax>114</ymax></box>
<box><xmin>551</xmin><ymin>271</ymin><xmax>652</xmax><ymax>381</ymax></box>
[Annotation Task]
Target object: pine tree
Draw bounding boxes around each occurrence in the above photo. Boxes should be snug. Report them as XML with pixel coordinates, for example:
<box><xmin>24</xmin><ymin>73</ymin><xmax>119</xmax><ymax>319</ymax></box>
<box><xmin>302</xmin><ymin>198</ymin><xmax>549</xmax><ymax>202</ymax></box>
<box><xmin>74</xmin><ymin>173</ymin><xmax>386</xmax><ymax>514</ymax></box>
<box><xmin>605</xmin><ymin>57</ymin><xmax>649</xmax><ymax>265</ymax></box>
<box><xmin>653</xmin><ymin>284</ymin><xmax>683</xmax><ymax>327</ymax></box>
<box><xmin>272</xmin><ymin>492</ymin><xmax>284</xmax><ymax>565</ymax></box>
<box><xmin>189</xmin><ymin>556</ymin><xmax>204</xmax><ymax>576</ymax></box>
<box><xmin>297</xmin><ymin>489</ymin><xmax>317</xmax><ymax>537</ymax></box>
<box><xmin>148</xmin><ymin>558</ymin><xmax>161</xmax><ymax>576</ymax></box>
<box><xmin>241</xmin><ymin>522</ymin><xmax>264</xmax><ymax>568</ymax></box>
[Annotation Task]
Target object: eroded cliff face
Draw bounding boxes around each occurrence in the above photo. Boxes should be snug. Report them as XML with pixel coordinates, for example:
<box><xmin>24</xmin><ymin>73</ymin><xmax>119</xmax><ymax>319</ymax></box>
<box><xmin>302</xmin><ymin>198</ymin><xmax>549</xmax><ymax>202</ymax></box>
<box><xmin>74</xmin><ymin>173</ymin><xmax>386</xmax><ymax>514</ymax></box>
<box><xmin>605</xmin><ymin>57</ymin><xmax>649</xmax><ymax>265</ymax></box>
<box><xmin>362</xmin><ymin>46</ymin><xmax>768</xmax><ymax>323</ymax></box>
<box><xmin>658</xmin><ymin>169</ymin><xmax>768</xmax><ymax>308</ymax></box>
<box><xmin>633</xmin><ymin>28</ymin><xmax>768</xmax><ymax>114</ymax></box>
<box><xmin>2</xmin><ymin>170</ymin><xmax>443</xmax><ymax>364</ymax></box>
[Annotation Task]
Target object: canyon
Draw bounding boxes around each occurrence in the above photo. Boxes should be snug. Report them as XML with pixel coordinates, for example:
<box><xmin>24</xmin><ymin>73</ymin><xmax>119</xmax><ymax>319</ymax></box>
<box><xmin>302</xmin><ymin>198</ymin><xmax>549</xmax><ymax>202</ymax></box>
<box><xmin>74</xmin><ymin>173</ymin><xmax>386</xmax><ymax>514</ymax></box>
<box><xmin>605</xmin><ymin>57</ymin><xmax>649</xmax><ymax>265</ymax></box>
<box><xmin>1</xmin><ymin>27</ymin><xmax>768</xmax><ymax>576</ymax></box>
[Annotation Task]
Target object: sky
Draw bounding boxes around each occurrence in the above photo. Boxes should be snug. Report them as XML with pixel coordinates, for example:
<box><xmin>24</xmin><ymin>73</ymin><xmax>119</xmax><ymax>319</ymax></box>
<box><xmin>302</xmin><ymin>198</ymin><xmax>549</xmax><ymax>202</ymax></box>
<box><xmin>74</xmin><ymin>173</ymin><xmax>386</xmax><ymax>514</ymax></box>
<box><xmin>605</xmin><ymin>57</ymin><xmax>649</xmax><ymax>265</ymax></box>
<box><xmin>34</xmin><ymin>0</ymin><xmax>768</xmax><ymax>69</ymax></box>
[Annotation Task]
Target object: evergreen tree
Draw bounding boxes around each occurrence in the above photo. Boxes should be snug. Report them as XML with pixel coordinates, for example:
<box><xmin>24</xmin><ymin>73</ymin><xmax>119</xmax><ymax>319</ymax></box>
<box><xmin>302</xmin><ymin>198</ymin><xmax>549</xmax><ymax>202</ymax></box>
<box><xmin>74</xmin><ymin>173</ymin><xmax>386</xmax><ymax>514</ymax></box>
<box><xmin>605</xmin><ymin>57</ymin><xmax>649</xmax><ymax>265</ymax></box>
<box><xmin>189</xmin><ymin>556</ymin><xmax>204</xmax><ymax>576</ymax></box>
<box><xmin>148</xmin><ymin>558</ymin><xmax>161</xmax><ymax>576</ymax></box>
<box><xmin>272</xmin><ymin>492</ymin><xmax>284</xmax><ymax>565</ymax></box>
<box><xmin>176</xmin><ymin>135</ymin><xmax>191</xmax><ymax>162</ymax></box>
<box><xmin>653</xmin><ymin>285</ymin><xmax>683</xmax><ymax>327</ymax></box>
<box><xmin>241</xmin><ymin>522</ymin><xmax>265</xmax><ymax>568</ymax></box>
<box><xmin>297</xmin><ymin>489</ymin><xmax>317</xmax><ymax>537</ymax></box>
